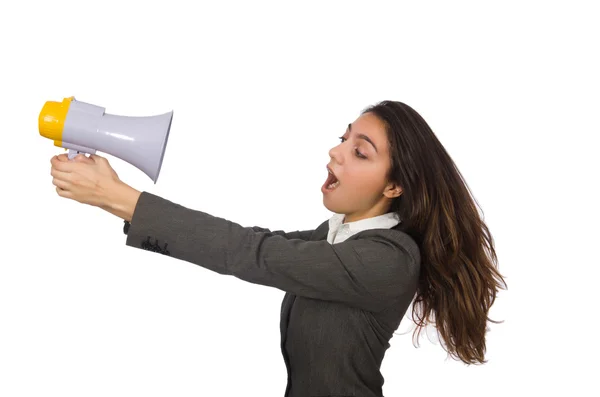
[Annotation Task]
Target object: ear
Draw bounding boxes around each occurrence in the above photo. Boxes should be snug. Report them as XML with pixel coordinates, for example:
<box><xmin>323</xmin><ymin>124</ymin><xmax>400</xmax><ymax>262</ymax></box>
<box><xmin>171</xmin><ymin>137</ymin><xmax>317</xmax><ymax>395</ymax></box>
<box><xmin>384</xmin><ymin>182</ymin><xmax>402</xmax><ymax>199</ymax></box>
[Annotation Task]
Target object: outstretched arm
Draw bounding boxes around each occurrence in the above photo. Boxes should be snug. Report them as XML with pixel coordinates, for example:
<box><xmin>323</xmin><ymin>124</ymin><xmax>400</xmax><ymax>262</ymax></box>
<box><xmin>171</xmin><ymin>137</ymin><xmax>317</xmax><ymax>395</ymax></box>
<box><xmin>123</xmin><ymin>191</ymin><xmax>420</xmax><ymax>312</ymax></box>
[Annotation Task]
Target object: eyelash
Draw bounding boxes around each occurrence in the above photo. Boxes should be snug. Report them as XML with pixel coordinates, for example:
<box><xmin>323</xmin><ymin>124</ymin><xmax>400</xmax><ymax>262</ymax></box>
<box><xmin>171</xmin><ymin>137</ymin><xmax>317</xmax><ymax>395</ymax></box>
<box><xmin>338</xmin><ymin>136</ymin><xmax>367</xmax><ymax>159</ymax></box>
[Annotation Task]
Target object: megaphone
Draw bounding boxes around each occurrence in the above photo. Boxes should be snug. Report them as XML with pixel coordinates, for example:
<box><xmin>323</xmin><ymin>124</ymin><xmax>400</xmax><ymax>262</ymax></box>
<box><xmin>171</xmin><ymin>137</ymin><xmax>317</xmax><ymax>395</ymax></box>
<box><xmin>38</xmin><ymin>96</ymin><xmax>173</xmax><ymax>183</ymax></box>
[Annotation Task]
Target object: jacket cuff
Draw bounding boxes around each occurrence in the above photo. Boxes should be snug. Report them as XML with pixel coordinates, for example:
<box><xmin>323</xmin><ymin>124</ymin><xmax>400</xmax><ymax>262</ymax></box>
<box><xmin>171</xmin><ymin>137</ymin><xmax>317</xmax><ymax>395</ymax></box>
<box><xmin>125</xmin><ymin>191</ymin><xmax>176</xmax><ymax>255</ymax></box>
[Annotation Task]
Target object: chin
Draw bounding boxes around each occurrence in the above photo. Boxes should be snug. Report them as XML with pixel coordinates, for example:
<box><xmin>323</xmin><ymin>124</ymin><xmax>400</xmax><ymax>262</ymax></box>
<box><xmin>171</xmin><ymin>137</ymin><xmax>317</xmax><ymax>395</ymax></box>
<box><xmin>322</xmin><ymin>196</ymin><xmax>335</xmax><ymax>212</ymax></box>
<box><xmin>322</xmin><ymin>195</ymin><xmax>344</xmax><ymax>215</ymax></box>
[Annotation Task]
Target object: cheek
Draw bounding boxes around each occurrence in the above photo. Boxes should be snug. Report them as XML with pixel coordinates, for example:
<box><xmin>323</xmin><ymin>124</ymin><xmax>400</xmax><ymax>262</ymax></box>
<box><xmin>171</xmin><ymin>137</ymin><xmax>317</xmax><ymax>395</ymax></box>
<box><xmin>345</xmin><ymin>168</ymin><xmax>384</xmax><ymax>194</ymax></box>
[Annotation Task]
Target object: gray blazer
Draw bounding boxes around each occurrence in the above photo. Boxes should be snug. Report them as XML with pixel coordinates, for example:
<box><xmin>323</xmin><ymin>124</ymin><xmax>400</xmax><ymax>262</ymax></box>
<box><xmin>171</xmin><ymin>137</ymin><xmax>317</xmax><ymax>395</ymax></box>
<box><xmin>125</xmin><ymin>191</ymin><xmax>421</xmax><ymax>397</ymax></box>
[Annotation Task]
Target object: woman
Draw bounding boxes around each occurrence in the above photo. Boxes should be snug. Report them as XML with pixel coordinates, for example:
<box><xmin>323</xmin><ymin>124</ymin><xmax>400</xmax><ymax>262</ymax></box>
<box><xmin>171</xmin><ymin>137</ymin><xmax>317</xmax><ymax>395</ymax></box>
<box><xmin>50</xmin><ymin>100</ymin><xmax>507</xmax><ymax>397</ymax></box>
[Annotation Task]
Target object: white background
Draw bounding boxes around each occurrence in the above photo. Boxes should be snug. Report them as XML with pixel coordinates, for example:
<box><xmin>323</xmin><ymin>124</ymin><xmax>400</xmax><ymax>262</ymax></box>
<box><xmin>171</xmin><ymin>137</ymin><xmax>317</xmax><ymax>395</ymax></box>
<box><xmin>1</xmin><ymin>1</ymin><xmax>598</xmax><ymax>396</ymax></box>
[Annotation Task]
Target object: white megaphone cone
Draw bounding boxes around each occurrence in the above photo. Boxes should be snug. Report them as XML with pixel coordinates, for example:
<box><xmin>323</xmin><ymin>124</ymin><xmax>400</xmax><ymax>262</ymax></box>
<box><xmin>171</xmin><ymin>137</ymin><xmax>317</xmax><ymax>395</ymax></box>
<box><xmin>39</xmin><ymin>96</ymin><xmax>173</xmax><ymax>183</ymax></box>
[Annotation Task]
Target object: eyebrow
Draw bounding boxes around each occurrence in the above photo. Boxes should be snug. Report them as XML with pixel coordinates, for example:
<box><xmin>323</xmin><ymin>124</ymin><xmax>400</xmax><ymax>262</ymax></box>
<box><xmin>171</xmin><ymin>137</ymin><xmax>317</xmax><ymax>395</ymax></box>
<box><xmin>347</xmin><ymin>123</ymin><xmax>378</xmax><ymax>153</ymax></box>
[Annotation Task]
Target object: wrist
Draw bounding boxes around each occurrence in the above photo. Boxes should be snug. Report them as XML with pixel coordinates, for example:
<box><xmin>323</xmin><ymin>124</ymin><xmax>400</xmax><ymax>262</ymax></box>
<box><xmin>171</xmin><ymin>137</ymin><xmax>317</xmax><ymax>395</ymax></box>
<box><xmin>104</xmin><ymin>181</ymin><xmax>142</xmax><ymax>222</ymax></box>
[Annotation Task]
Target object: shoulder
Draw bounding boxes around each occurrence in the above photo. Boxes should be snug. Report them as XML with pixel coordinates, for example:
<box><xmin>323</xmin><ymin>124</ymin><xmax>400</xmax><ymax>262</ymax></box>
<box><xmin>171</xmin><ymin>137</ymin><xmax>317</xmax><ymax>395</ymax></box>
<box><xmin>375</xmin><ymin>228</ymin><xmax>420</xmax><ymax>264</ymax></box>
<box><xmin>312</xmin><ymin>219</ymin><xmax>330</xmax><ymax>240</ymax></box>
<box><xmin>311</xmin><ymin>218</ymin><xmax>420</xmax><ymax>266</ymax></box>
<box><xmin>350</xmin><ymin>228</ymin><xmax>421</xmax><ymax>273</ymax></box>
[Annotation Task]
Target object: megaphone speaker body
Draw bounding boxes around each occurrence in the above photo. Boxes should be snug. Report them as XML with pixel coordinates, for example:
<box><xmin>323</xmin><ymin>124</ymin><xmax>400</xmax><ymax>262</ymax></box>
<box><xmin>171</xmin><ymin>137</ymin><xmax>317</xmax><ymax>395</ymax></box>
<box><xmin>40</xmin><ymin>97</ymin><xmax>173</xmax><ymax>183</ymax></box>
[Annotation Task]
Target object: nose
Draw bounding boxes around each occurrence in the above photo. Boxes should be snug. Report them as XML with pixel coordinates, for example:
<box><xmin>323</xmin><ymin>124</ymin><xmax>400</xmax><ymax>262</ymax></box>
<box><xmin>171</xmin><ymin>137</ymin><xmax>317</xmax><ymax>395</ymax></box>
<box><xmin>328</xmin><ymin>143</ymin><xmax>343</xmax><ymax>164</ymax></box>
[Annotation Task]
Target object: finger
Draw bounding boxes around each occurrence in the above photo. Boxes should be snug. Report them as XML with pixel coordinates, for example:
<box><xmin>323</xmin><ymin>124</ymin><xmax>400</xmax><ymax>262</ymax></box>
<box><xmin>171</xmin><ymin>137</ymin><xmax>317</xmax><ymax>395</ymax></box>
<box><xmin>51</xmin><ymin>155</ymin><xmax>78</xmax><ymax>172</ymax></box>
<box><xmin>52</xmin><ymin>176</ymin><xmax>71</xmax><ymax>190</ymax></box>
<box><xmin>50</xmin><ymin>167</ymin><xmax>72</xmax><ymax>182</ymax></box>
<box><xmin>90</xmin><ymin>154</ymin><xmax>106</xmax><ymax>164</ymax></box>
<box><xmin>56</xmin><ymin>186</ymin><xmax>72</xmax><ymax>199</ymax></box>
<box><xmin>50</xmin><ymin>153</ymin><xmax>69</xmax><ymax>164</ymax></box>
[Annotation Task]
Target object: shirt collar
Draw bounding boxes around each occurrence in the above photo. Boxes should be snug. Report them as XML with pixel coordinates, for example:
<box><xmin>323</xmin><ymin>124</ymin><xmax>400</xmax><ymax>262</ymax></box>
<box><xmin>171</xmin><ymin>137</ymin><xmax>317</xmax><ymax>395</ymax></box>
<box><xmin>328</xmin><ymin>211</ymin><xmax>401</xmax><ymax>234</ymax></box>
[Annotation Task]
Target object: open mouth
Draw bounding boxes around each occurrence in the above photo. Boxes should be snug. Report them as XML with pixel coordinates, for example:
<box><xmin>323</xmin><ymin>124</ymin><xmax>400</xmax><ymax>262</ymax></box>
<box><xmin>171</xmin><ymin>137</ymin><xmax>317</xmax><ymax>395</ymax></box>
<box><xmin>324</xmin><ymin>167</ymin><xmax>340</xmax><ymax>190</ymax></box>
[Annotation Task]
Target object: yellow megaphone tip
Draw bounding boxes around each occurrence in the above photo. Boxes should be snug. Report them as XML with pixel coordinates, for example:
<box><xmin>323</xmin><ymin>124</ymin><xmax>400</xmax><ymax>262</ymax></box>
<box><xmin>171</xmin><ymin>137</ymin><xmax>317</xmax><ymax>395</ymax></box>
<box><xmin>38</xmin><ymin>97</ymin><xmax>74</xmax><ymax>141</ymax></box>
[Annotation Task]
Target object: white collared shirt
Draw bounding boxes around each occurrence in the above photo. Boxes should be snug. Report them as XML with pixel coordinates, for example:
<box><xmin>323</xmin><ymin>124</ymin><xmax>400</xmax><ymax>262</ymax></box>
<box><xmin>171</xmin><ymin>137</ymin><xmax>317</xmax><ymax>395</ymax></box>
<box><xmin>326</xmin><ymin>211</ymin><xmax>401</xmax><ymax>244</ymax></box>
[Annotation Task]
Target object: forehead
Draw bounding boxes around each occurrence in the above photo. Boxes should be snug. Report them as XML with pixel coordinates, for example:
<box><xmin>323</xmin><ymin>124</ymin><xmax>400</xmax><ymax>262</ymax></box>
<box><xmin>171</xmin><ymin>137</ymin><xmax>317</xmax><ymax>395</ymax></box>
<box><xmin>349</xmin><ymin>112</ymin><xmax>388</xmax><ymax>149</ymax></box>
<box><xmin>351</xmin><ymin>112</ymin><xmax>386</xmax><ymax>132</ymax></box>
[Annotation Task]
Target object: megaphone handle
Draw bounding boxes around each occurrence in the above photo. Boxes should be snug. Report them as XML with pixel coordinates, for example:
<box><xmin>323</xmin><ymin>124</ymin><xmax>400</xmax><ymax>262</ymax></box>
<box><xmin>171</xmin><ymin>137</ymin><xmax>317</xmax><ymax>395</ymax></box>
<box><xmin>67</xmin><ymin>149</ymin><xmax>88</xmax><ymax>159</ymax></box>
<box><xmin>62</xmin><ymin>143</ymin><xmax>96</xmax><ymax>159</ymax></box>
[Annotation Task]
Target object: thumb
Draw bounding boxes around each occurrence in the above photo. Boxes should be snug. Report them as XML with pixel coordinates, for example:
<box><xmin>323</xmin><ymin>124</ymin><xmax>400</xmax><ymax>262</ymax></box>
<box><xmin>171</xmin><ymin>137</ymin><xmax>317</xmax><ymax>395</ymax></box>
<box><xmin>90</xmin><ymin>154</ymin><xmax>106</xmax><ymax>163</ymax></box>
<box><xmin>74</xmin><ymin>154</ymin><xmax>94</xmax><ymax>164</ymax></box>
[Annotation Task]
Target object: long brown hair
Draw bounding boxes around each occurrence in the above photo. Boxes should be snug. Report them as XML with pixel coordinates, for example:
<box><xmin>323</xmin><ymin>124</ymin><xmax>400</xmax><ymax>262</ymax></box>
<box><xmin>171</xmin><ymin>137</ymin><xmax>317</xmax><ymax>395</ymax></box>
<box><xmin>361</xmin><ymin>100</ymin><xmax>507</xmax><ymax>365</ymax></box>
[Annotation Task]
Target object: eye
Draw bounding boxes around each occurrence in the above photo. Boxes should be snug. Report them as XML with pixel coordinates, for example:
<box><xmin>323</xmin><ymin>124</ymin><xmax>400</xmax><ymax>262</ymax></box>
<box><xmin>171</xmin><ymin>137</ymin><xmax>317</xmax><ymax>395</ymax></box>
<box><xmin>338</xmin><ymin>136</ymin><xmax>367</xmax><ymax>159</ymax></box>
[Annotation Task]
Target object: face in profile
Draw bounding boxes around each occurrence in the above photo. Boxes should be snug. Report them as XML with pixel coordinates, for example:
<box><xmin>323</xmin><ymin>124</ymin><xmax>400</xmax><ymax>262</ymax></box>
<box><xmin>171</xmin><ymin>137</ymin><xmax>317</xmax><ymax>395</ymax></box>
<box><xmin>322</xmin><ymin>112</ymin><xmax>401</xmax><ymax>223</ymax></box>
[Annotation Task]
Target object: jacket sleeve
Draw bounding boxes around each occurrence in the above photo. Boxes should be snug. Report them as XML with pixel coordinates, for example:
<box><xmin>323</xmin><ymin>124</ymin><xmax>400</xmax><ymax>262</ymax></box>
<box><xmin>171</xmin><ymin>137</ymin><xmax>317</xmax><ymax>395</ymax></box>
<box><xmin>249</xmin><ymin>226</ymin><xmax>315</xmax><ymax>241</ymax></box>
<box><xmin>125</xmin><ymin>191</ymin><xmax>420</xmax><ymax>312</ymax></box>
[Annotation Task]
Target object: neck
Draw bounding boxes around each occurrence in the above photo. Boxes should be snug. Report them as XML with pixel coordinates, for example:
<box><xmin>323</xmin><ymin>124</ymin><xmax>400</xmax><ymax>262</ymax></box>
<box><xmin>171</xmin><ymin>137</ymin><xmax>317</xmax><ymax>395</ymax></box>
<box><xmin>340</xmin><ymin>194</ymin><xmax>394</xmax><ymax>223</ymax></box>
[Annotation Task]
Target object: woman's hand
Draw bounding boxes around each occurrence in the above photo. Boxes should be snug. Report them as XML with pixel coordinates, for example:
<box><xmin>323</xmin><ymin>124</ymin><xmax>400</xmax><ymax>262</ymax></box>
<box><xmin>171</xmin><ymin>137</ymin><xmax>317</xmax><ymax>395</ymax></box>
<box><xmin>50</xmin><ymin>153</ymin><xmax>141</xmax><ymax>221</ymax></box>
